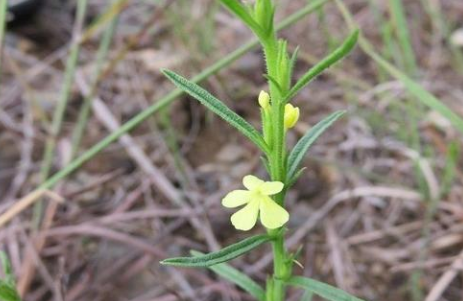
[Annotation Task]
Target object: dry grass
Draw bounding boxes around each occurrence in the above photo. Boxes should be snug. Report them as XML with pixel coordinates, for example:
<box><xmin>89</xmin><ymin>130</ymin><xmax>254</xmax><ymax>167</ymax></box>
<box><xmin>1</xmin><ymin>0</ymin><xmax>463</xmax><ymax>300</ymax></box>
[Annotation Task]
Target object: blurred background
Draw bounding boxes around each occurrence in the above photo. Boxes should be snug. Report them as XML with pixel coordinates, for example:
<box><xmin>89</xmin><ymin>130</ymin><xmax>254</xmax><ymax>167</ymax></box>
<box><xmin>1</xmin><ymin>0</ymin><xmax>463</xmax><ymax>300</ymax></box>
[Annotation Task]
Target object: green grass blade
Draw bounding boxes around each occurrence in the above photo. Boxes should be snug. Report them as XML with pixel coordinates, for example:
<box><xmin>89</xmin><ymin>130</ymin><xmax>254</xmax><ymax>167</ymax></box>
<box><xmin>360</xmin><ymin>38</ymin><xmax>463</xmax><ymax>135</ymax></box>
<box><xmin>287</xmin><ymin>276</ymin><xmax>365</xmax><ymax>301</ymax></box>
<box><xmin>161</xmin><ymin>235</ymin><xmax>271</xmax><ymax>267</ymax></box>
<box><xmin>71</xmin><ymin>1</ymin><xmax>120</xmax><ymax>157</ymax></box>
<box><xmin>0</xmin><ymin>0</ymin><xmax>7</xmax><ymax>75</ymax></box>
<box><xmin>389</xmin><ymin>0</ymin><xmax>417</xmax><ymax>74</ymax></box>
<box><xmin>284</xmin><ymin>30</ymin><xmax>359</xmax><ymax>102</ymax></box>
<box><xmin>35</xmin><ymin>0</ymin><xmax>89</xmax><ymax>228</ymax></box>
<box><xmin>81</xmin><ymin>0</ymin><xmax>128</xmax><ymax>42</ymax></box>
<box><xmin>218</xmin><ymin>0</ymin><xmax>265</xmax><ymax>38</ymax></box>
<box><xmin>191</xmin><ymin>251</ymin><xmax>266</xmax><ymax>301</ymax></box>
<box><xmin>162</xmin><ymin>69</ymin><xmax>270</xmax><ymax>154</ymax></box>
<box><xmin>287</xmin><ymin>111</ymin><xmax>345</xmax><ymax>181</ymax></box>
<box><xmin>334</xmin><ymin>0</ymin><xmax>463</xmax><ymax>136</ymax></box>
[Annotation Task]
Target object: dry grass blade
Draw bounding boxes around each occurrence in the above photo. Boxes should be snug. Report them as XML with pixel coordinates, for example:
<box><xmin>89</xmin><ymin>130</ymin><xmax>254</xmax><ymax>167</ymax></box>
<box><xmin>0</xmin><ymin>190</ymin><xmax>63</xmax><ymax>228</ymax></box>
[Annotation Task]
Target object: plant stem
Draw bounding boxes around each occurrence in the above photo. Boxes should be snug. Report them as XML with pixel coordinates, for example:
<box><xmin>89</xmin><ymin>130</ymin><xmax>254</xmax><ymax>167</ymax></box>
<box><xmin>36</xmin><ymin>0</ymin><xmax>328</xmax><ymax>192</ymax></box>
<box><xmin>0</xmin><ymin>0</ymin><xmax>8</xmax><ymax>77</ymax></box>
<box><xmin>260</xmin><ymin>10</ymin><xmax>292</xmax><ymax>301</ymax></box>
<box><xmin>71</xmin><ymin>6</ymin><xmax>119</xmax><ymax>158</ymax></box>
<box><xmin>269</xmin><ymin>230</ymin><xmax>289</xmax><ymax>301</ymax></box>
<box><xmin>34</xmin><ymin>0</ymin><xmax>88</xmax><ymax>228</ymax></box>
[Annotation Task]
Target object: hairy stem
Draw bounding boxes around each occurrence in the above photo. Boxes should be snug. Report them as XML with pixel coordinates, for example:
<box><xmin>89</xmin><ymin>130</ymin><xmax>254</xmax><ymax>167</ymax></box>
<box><xmin>261</xmin><ymin>19</ymin><xmax>290</xmax><ymax>301</ymax></box>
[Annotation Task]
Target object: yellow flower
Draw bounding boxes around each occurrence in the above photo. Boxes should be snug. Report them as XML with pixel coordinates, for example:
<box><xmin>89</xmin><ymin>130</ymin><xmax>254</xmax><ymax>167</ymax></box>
<box><xmin>284</xmin><ymin>104</ymin><xmax>300</xmax><ymax>130</ymax></box>
<box><xmin>222</xmin><ymin>175</ymin><xmax>289</xmax><ymax>231</ymax></box>
<box><xmin>258</xmin><ymin>90</ymin><xmax>270</xmax><ymax>109</ymax></box>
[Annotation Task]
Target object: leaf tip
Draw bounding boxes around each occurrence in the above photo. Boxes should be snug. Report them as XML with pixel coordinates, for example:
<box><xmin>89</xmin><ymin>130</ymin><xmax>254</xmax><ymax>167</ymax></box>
<box><xmin>348</xmin><ymin>29</ymin><xmax>360</xmax><ymax>46</ymax></box>
<box><xmin>159</xmin><ymin>259</ymin><xmax>172</xmax><ymax>266</ymax></box>
<box><xmin>160</xmin><ymin>68</ymin><xmax>171</xmax><ymax>76</ymax></box>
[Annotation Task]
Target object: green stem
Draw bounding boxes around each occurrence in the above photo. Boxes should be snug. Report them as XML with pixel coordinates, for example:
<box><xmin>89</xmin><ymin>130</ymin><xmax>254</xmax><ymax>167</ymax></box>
<box><xmin>260</xmin><ymin>12</ymin><xmax>291</xmax><ymax>301</ymax></box>
<box><xmin>34</xmin><ymin>0</ymin><xmax>88</xmax><ymax>228</ymax></box>
<box><xmin>71</xmin><ymin>7</ymin><xmax>119</xmax><ymax>158</ymax></box>
<box><xmin>268</xmin><ymin>229</ymin><xmax>289</xmax><ymax>301</ymax></box>
<box><xmin>36</xmin><ymin>0</ymin><xmax>328</xmax><ymax>192</ymax></box>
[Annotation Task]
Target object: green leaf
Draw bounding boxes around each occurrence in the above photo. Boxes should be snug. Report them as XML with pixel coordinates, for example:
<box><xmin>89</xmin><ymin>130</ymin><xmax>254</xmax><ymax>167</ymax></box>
<box><xmin>284</xmin><ymin>30</ymin><xmax>359</xmax><ymax>102</ymax></box>
<box><xmin>219</xmin><ymin>0</ymin><xmax>265</xmax><ymax>38</ymax></box>
<box><xmin>162</xmin><ymin>69</ymin><xmax>270</xmax><ymax>154</ymax></box>
<box><xmin>254</xmin><ymin>0</ymin><xmax>275</xmax><ymax>36</ymax></box>
<box><xmin>263</xmin><ymin>74</ymin><xmax>284</xmax><ymax>95</ymax></box>
<box><xmin>286</xmin><ymin>276</ymin><xmax>365</xmax><ymax>301</ymax></box>
<box><xmin>191</xmin><ymin>251</ymin><xmax>266</xmax><ymax>301</ymax></box>
<box><xmin>287</xmin><ymin>111</ymin><xmax>345</xmax><ymax>180</ymax></box>
<box><xmin>161</xmin><ymin>234</ymin><xmax>272</xmax><ymax>267</ymax></box>
<box><xmin>0</xmin><ymin>282</ymin><xmax>21</xmax><ymax>301</ymax></box>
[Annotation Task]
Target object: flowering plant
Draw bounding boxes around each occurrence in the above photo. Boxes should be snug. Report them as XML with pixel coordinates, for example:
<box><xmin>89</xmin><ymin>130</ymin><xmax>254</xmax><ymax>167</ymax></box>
<box><xmin>161</xmin><ymin>1</ymin><xmax>363</xmax><ymax>300</ymax></box>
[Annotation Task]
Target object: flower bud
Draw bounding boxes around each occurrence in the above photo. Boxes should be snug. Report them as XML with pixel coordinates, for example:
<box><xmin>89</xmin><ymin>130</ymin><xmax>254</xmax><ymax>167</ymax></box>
<box><xmin>284</xmin><ymin>104</ymin><xmax>300</xmax><ymax>130</ymax></box>
<box><xmin>258</xmin><ymin>90</ymin><xmax>270</xmax><ymax>109</ymax></box>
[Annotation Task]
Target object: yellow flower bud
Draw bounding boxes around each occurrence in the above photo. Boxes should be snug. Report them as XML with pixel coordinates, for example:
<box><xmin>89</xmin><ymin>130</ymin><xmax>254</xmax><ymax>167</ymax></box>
<box><xmin>284</xmin><ymin>104</ymin><xmax>300</xmax><ymax>130</ymax></box>
<box><xmin>258</xmin><ymin>90</ymin><xmax>270</xmax><ymax>109</ymax></box>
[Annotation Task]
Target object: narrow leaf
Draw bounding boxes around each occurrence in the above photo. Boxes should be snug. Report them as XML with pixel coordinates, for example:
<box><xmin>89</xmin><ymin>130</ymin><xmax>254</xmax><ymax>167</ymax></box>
<box><xmin>287</xmin><ymin>111</ymin><xmax>345</xmax><ymax>180</ymax></box>
<box><xmin>162</xmin><ymin>69</ymin><xmax>270</xmax><ymax>154</ymax></box>
<box><xmin>287</xmin><ymin>276</ymin><xmax>365</xmax><ymax>301</ymax></box>
<box><xmin>284</xmin><ymin>30</ymin><xmax>359</xmax><ymax>102</ymax></box>
<box><xmin>161</xmin><ymin>234</ymin><xmax>271</xmax><ymax>267</ymax></box>
<box><xmin>219</xmin><ymin>0</ymin><xmax>265</xmax><ymax>38</ymax></box>
<box><xmin>191</xmin><ymin>251</ymin><xmax>266</xmax><ymax>301</ymax></box>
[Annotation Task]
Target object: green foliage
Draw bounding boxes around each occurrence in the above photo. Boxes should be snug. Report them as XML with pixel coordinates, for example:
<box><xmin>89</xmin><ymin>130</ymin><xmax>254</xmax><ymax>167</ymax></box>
<box><xmin>441</xmin><ymin>141</ymin><xmax>460</xmax><ymax>197</ymax></box>
<box><xmin>191</xmin><ymin>251</ymin><xmax>266</xmax><ymax>301</ymax></box>
<box><xmin>218</xmin><ymin>0</ymin><xmax>265</xmax><ymax>39</ymax></box>
<box><xmin>284</xmin><ymin>30</ymin><xmax>359</xmax><ymax>102</ymax></box>
<box><xmin>0</xmin><ymin>253</ymin><xmax>21</xmax><ymax>301</ymax></box>
<box><xmin>287</xmin><ymin>111</ymin><xmax>346</xmax><ymax>181</ymax></box>
<box><xmin>0</xmin><ymin>284</ymin><xmax>21</xmax><ymax>301</ymax></box>
<box><xmin>286</xmin><ymin>276</ymin><xmax>365</xmax><ymax>301</ymax></box>
<box><xmin>254</xmin><ymin>0</ymin><xmax>275</xmax><ymax>37</ymax></box>
<box><xmin>161</xmin><ymin>235</ymin><xmax>272</xmax><ymax>267</ymax></box>
<box><xmin>360</xmin><ymin>39</ymin><xmax>463</xmax><ymax>135</ymax></box>
<box><xmin>389</xmin><ymin>0</ymin><xmax>417</xmax><ymax>74</ymax></box>
<box><xmin>162</xmin><ymin>69</ymin><xmax>270</xmax><ymax>154</ymax></box>
<box><xmin>276</xmin><ymin>40</ymin><xmax>291</xmax><ymax>93</ymax></box>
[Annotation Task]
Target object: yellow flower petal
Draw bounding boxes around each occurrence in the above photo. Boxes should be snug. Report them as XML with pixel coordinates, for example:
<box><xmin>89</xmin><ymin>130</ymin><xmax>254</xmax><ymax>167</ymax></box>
<box><xmin>260</xmin><ymin>181</ymin><xmax>284</xmax><ymax>195</ymax></box>
<box><xmin>243</xmin><ymin>175</ymin><xmax>264</xmax><ymax>191</ymax></box>
<box><xmin>230</xmin><ymin>199</ymin><xmax>260</xmax><ymax>231</ymax></box>
<box><xmin>259</xmin><ymin>196</ymin><xmax>289</xmax><ymax>229</ymax></box>
<box><xmin>222</xmin><ymin>190</ymin><xmax>252</xmax><ymax>208</ymax></box>
<box><xmin>284</xmin><ymin>104</ymin><xmax>300</xmax><ymax>130</ymax></box>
